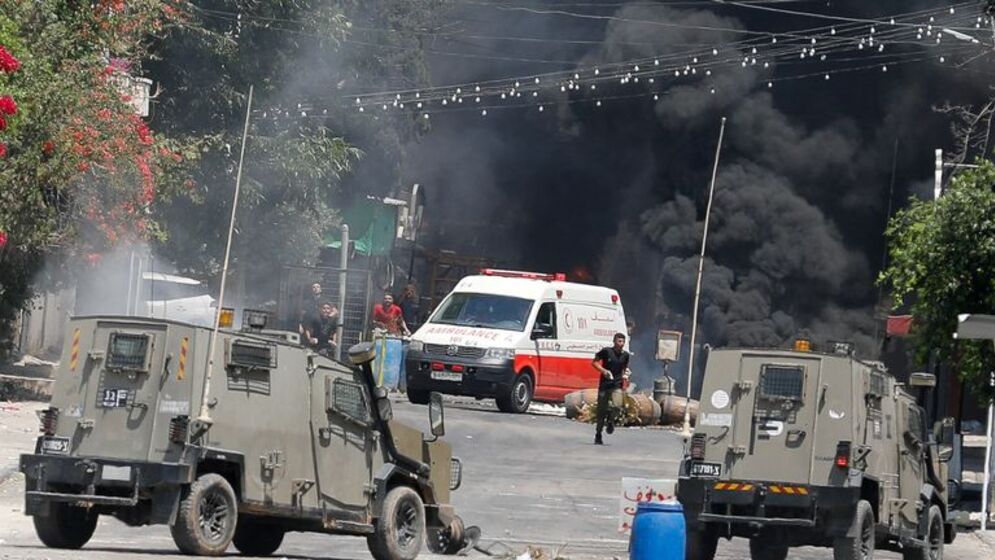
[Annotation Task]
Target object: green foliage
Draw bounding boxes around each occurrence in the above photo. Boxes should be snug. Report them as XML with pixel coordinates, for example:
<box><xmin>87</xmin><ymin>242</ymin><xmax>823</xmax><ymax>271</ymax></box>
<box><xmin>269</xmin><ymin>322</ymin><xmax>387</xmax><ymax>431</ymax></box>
<box><xmin>880</xmin><ymin>160</ymin><xmax>995</xmax><ymax>404</ymax></box>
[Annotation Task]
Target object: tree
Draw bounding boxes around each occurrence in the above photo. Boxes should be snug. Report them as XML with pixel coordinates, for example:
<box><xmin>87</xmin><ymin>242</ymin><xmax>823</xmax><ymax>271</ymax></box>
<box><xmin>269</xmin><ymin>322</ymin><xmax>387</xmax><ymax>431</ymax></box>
<box><xmin>880</xmin><ymin>159</ymin><xmax>995</xmax><ymax>404</ymax></box>
<box><xmin>0</xmin><ymin>1</ymin><xmax>194</xmax><ymax>358</ymax></box>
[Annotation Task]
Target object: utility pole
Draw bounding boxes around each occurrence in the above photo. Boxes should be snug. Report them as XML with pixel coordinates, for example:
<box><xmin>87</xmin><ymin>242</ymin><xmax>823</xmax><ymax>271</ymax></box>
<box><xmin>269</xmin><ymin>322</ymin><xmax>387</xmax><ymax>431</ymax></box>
<box><xmin>195</xmin><ymin>85</ymin><xmax>253</xmax><ymax>433</ymax></box>
<box><xmin>682</xmin><ymin>117</ymin><xmax>727</xmax><ymax>439</ymax></box>
<box><xmin>335</xmin><ymin>224</ymin><xmax>349</xmax><ymax>361</ymax></box>
<box><xmin>934</xmin><ymin>148</ymin><xmax>943</xmax><ymax>200</ymax></box>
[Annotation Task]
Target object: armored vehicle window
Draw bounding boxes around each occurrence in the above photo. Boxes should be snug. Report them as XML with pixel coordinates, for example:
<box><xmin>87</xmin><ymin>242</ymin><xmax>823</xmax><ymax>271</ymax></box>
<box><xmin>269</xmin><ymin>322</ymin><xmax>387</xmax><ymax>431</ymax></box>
<box><xmin>906</xmin><ymin>405</ymin><xmax>925</xmax><ymax>440</ymax></box>
<box><xmin>328</xmin><ymin>378</ymin><xmax>369</xmax><ymax>424</ymax></box>
<box><xmin>759</xmin><ymin>365</ymin><xmax>805</xmax><ymax>400</ymax></box>
<box><xmin>869</xmin><ymin>372</ymin><xmax>887</xmax><ymax>397</ymax></box>
<box><xmin>227</xmin><ymin>340</ymin><xmax>277</xmax><ymax>370</ymax></box>
<box><xmin>106</xmin><ymin>333</ymin><xmax>150</xmax><ymax>371</ymax></box>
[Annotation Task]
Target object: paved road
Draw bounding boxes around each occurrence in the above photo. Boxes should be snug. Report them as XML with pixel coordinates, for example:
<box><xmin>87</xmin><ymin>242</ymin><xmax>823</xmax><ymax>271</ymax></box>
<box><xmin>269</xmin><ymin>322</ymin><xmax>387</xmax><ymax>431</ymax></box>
<box><xmin>1</xmin><ymin>397</ymin><xmax>992</xmax><ymax>560</ymax></box>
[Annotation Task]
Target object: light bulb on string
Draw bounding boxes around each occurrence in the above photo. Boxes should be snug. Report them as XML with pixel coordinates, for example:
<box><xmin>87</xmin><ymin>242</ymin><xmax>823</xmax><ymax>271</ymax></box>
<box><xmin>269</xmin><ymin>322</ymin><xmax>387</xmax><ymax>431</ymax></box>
<box><xmin>532</xmin><ymin>91</ymin><xmax>538</xmax><ymax>97</ymax></box>
<box><xmin>634</xmin><ymin>65</ymin><xmax>640</xmax><ymax>72</ymax></box>
<box><xmin>810</xmin><ymin>38</ymin><xmax>816</xmax><ymax>45</ymax></box>
<box><xmin>481</xmin><ymin>109</ymin><xmax>487</xmax><ymax>116</ymax></box>
<box><xmin>882</xmin><ymin>65</ymin><xmax>888</xmax><ymax>72</ymax></box>
<box><xmin>501</xmin><ymin>93</ymin><xmax>506</xmax><ymax>99</ymax></box>
<box><xmin>706</xmin><ymin>69</ymin><xmax>712</xmax><ymax>76</ymax></box>
<box><xmin>354</xmin><ymin>98</ymin><xmax>360</xmax><ymax>105</ymax></box>
<box><xmin>710</xmin><ymin>87</ymin><xmax>715</xmax><ymax>94</ymax></box>
<box><xmin>674</xmin><ymin>70</ymin><xmax>680</xmax><ymax>77</ymax></box>
<box><xmin>712</xmin><ymin>48</ymin><xmax>718</xmax><ymax>55</ymax></box>
<box><xmin>820</xmin><ymin>55</ymin><xmax>826</xmax><ymax>61</ymax></box>
<box><xmin>950</xmin><ymin>7</ymin><xmax>955</xmax><ymax>14</ymax></box>
<box><xmin>560</xmin><ymin>85</ymin><xmax>566</xmax><ymax>92</ymax></box>
<box><xmin>751</xmin><ymin>47</ymin><xmax>757</xmax><ymax>54</ymax></box>
<box><xmin>423</xmin><ymin>113</ymin><xmax>429</xmax><ymax>120</ymax></box>
<box><xmin>415</xmin><ymin>92</ymin><xmax>420</xmax><ymax>98</ymax></box>
<box><xmin>514</xmin><ymin>81</ymin><xmax>519</xmax><ymax>88</ymax></box>
<box><xmin>824</xmin><ymin>74</ymin><xmax>830</xmax><ymax>80</ymax></box>
<box><xmin>399</xmin><ymin>103</ymin><xmax>405</xmax><ymax>109</ymax></box>
<box><xmin>654</xmin><ymin>59</ymin><xmax>660</xmax><ymax>66</ymax></box>
<box><xmin>538</xmin><ymin>105</ymin><xmax>544</xmax><ymax>112</ymax></box>
<box><xmin>574</xmin><ymin>73</ymin><xmax>580</xmax><ymax>80</ymax></box>
<box><xmin>475</xmin><ymin>97</ymin><xmax>481</xmax><ymax>103</ymax></box>
<box><xmin>648</xmin><ymin>77</ymin><xmax>655</xmax><ymax>83</ymax></box>
<box><xmin>653</xmin><ymin>94</ymin><xmax>659</xmax><ymax>101</ymax></box>
<box><xmin>591</xmin><ymin>84</ymin><xmax>597</xmax><ymax>90</ymax></box>
<box><xmin>442</xmin><ymin>99</ymin><xmax>448</xmax><ymax>106</ymax></box>
<box><xmin>595</xmin><ymin>68</ymin><xmax>600</xmax><ymax>75</ymax></box>
<box><xmin>890</xmin><ymin>18</ymin><xmax>895</xmax><ymax>25</ymax></box>
<box><xmin>939</xmin><ymin>56</ymin><xmax>945</xmax><ymax>63</ymax></box>
<box><xmin>596</xmin><ymin>100</ymin><xmax>602</xmax><ymax>107</ymax></box>
<box><xmin>878</xmin><ymin>44</ymin><xmax>884</xmax><ymax>52</ymax></box>
<box><xmin>693</xmin><ymin>57</ymin><xmax>699</xmax><ymax>63</ymax></box>
<box><xmin>416</xmin><ymin>102</ymin><xmax>422</xmax><ymax>109</ymax></box>
<box><xmin>458</xmin><ymin>97</ymin><xmax>464</xmax><ymax>103</ymax></box>
<box><xmin>475</xmin><ymin>85</ymin><xmax>481</xmax><ymax>92</ymax></box>
<box><xmin>767</xmin><ymin>81</ymin><xmax>773</xmax><ymax>88</ymax></box>
<box><xmin>870</xmin><ymin>26</ymin><xmax>876</xmax><ymax>34</ymax></box>
<box><xmin>831</xmin><ymin>27</ymin><xmax>836</xmax><ymax>35</ymax></box>
<box><xmin>534</xmin><ymin>78</ymin><xmax>540</xmax><ymax>84</ymax></box>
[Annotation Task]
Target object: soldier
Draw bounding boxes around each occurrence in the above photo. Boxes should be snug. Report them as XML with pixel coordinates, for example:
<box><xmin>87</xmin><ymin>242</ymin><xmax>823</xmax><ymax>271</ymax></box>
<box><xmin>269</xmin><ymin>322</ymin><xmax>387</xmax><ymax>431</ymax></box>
<box><xmin>591</xmin><ymin>332</ymin><xmax>630</xmax><ymax>445</ymax></box>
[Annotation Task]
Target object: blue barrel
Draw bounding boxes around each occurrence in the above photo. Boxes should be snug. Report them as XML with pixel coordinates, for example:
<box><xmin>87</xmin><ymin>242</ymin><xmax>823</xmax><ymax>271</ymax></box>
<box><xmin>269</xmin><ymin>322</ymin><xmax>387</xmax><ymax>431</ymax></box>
<box><xmin>630</xmin><ymin>502</ymin><xmax>685</xmax><ymax>560</ymax></box>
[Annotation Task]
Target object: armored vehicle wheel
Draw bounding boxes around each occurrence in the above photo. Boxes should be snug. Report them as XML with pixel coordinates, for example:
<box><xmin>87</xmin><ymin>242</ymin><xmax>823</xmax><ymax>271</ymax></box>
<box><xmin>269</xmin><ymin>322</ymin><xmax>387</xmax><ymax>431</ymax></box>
<box><xmin>833</xmin><ymin>500</ymin><xmax>875</xmax><ymax>560</ymax></box>
<box><xmin>902</xmin><ymin>505</ymin><xmax>943</xmax><ymax>560</ymax></box>
<box><xmin>427</xmin><ymin>514</ymin><xmax>465</xmax><ymax>555</ymax></box>
<box><xmin>686</xmin><ymin>528</ymin><xmax>718</xmax><ymax>560</ymax></box>
<box><xmin>407</xmin><ymin>389</ymin><xmax>430</xmax><ymax>405</ymax></box>
<box><xmin>749</xmin><ymin>538</ymin><xmax>788</xmax><ymax>560</ymax></box>
<box><xmin>233</xmin><ymin>517</ymin><xmax>285</xmax><ymax>556</ymax></box>
<box><xmin>170</xmin><ymin>473</ymin><xmax>238</xmax><ymax>556</ymax></box>
<box><xmin>496</xmin><ymin>373</ymin><xmax>533</xmax><ymax>414</ymax></box>
<box><xmin>367</xmin><ymin>486</ymin><xmax>425</xmax><ymax>560</ymax></box>
<box><xmin>32</xmin><ymin>503</ymin><xmax>98</xmax><ymax>549</ymax></box>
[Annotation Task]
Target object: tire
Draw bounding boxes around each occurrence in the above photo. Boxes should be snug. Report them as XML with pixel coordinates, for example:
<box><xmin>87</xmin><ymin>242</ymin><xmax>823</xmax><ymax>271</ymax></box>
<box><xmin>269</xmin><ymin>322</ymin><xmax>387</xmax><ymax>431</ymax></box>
<box><xmin>170</xmin><ymin>473</ymin><xmax>238</xmax><ymax>556</ymax></box>
<box><xmin>750</xmin><ymin>538</ymin><xmax>788</xmax><ymax>560</ymax></box>
<box><xmin>427</xmin><ymin>515</ymin><xmax>465</xmax><ymax>555</ymax></box>
<box><xmin>32</xmin><ymin>502</ymin><xmax>98</xmax><ymax>549</ymax></box>
<box><xmin>902</xmin><ymin>505</ymin><xmax>943</xmax><ymax>560</ymax></box>
<box><xmin>686</xmin><ymin>528</ymin><xmax>718</xmax><ymax>560</ymax></box>
<box><xmin>407</xmin><ymin>388</ymin><xmax>430</xmax><ymax>405</ymax></box>
<box><xmin>232</xmin><ymin>517</ymin><xmax>284</xmax><ymax>556</ymax></box>
<box><xmin>833</xmin><ymin>500</ymin><xmax>875</xmax><ymax>560</ymax></box>
<box><xmin>367</xmin><ymin>486</ymin><xmax>425</xmax><ymax>560</ymax></box>
<box><xmin>496</xmin><ymin>373</ymin><xmax>533</xmax><ymax>414</ymax></box>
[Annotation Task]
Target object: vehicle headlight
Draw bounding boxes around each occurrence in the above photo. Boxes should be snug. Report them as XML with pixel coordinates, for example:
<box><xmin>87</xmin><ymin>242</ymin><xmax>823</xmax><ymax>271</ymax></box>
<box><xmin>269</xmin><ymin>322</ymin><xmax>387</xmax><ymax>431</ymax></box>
<box><xmin>409</xmin><ymin>340</ymin><xmax>424</xmax><ymax>352</ymax></box>
<box><xmin>485</xmin><ymin>347</ymin><xmax>516</xmax><ymax>360</ymax></box>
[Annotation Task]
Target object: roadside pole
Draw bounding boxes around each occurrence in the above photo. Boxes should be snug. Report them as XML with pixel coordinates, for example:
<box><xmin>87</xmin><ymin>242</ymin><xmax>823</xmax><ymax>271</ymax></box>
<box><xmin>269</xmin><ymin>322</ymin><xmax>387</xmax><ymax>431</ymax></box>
<box><xmin>682</xmin><ymin>117</ymin><xmax>727</xmax><ymax>438</ymax></box>
<box><xmin>335</xmin><ymin>224</ymin><xmax>349</xmax><ymax>361</ymax></box>
<box><xmin>983</xmin><ymin>375</ymin><xmax>993</xmax><ymax>531</ymax></box>
<box><xmin>196</xmin><ymin>85</ymin><xmax>253</xmax><ymax>431</ymax></box>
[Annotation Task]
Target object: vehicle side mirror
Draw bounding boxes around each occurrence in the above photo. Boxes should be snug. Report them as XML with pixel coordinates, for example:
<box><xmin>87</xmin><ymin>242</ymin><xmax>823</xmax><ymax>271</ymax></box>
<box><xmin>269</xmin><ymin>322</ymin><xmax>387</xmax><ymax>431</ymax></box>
<box><xmin>531</xmin><ymin>323</ymin><xmax>553</xmax><ymax>340</ymax></box>
<box><xmin>428</xmin><ymin>392</ymin><xmax>445</xmax><ymax>438</ymax></box>
<box><xmin>934</xmin><ymin>417</ymin><xmax>955</xmax><ymax>462</ymax></box>
<box><xmin>908</xmin><ymin>372</ymin><xmax>936</xmax><ymax>388</ymax></box>
<box><xmin>374</xmin><ymin>386</ymin><xmax>392</xmax><ymax>422</ymax></box>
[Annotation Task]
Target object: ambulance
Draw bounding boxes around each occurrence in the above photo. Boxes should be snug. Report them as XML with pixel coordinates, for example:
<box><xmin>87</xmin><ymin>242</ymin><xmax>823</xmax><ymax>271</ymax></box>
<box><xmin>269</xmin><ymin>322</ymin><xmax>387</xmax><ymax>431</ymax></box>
<box><xmin>405</xmin><ymin>269</ymin><xmax>628</xmax><ymax>413</ymax></box>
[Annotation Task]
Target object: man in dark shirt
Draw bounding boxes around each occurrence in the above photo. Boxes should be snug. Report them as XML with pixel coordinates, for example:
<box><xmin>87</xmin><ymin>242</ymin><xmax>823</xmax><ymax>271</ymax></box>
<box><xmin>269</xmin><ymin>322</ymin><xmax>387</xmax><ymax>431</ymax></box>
<box><xmin>591</xmin><ymin>333</ymin><xmax>630</xmax><ymax>445</ymax></box>
<box><xmin>306</xmin><ymin>302</ymin><xmax>339</xmax><ymax>356</ymax></box>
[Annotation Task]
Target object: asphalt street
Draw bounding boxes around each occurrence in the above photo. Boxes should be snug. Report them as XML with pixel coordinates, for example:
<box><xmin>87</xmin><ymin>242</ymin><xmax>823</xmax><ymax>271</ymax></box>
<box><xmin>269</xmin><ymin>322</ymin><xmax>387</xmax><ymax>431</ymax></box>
<box><xmin>0</xmin><ymin>397</ymin><xmax>992</xmax><ymax>560</ymax></box>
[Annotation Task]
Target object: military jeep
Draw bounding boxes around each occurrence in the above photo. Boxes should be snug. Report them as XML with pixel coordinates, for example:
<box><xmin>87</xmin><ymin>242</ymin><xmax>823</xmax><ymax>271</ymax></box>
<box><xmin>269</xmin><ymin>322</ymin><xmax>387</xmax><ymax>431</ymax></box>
<box><xmin>677</xmin><ymin>344</ymin><xmax>955</xmax><ymax>560</ymax></box>
<box><xmin>20</xmin><ymin>315</ymin><xmax>468</xmax><ymax>559</ymax></box>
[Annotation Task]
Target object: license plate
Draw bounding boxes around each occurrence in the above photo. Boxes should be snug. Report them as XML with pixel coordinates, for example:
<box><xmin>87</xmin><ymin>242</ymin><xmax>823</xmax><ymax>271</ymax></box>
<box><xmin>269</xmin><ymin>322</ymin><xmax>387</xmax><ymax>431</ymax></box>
<box><xmin>101</xmin><ymin>465</ymin><xmax>132</xmax><ymax>482</ymax></box>
<box><xmin>430</xmin><ymin>370</ymin><xmax>463</xmax><ymax>382</ymax></box>
<box><xmin>690</xmin><ymin>461</ymin><xmax>722</xmax><ymax>478</ymax></box>
<box><xmin>40</xmin><ymin>436</ymin><xmax>70</xmax><ymax>455</ymax></box>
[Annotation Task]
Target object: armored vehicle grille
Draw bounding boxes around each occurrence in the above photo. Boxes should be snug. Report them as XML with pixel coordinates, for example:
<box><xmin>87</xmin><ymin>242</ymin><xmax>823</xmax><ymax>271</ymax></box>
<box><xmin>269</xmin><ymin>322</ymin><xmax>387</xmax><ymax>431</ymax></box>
<box><xmin>760</xmin><ymin>365</ymin><xmax>804</xmax><ymax>399</ymax></box>
<box><xmin>424</xmin><ymin>344</ymin><xmax>486</xmax><ymax>359</ymax></box>
<box><xmin>450</xmin><ymin>457</ymin><xmax>463</xmax><ymax>490</ymax></box>
<box><xmin>107</xmin><ymin>333</ymin><xmax>150</xmax><ymax>370</ymax></box>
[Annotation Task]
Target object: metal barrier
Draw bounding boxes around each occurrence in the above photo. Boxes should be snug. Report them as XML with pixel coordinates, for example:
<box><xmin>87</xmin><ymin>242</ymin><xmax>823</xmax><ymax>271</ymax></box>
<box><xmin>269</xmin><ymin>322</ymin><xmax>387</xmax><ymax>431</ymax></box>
<box><xmin>278</xmin><ymin>266</ymin><xmax>373</xmax><ymax>355</ymax></box>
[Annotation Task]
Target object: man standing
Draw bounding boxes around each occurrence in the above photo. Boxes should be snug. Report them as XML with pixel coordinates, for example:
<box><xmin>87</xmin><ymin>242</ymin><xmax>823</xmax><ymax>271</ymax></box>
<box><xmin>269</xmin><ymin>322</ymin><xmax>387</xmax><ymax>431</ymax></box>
<box><xmin>372</xmin><ymin>292</ymin><xmax>410</xmax><ymax>336</ymax></box>
<box><xmin>398</xmin><ymin>283</ymin><xmax>420</xmax><ymax>332</ymax></box>
<box><xmin>298</xmin><ymin>282</ymin><xmax>324</xmax><ymax>334</ymax></box>
<box><xmin>591</xmin><ymin>333</ymin><xmax>630</xmax><ymax>445</ymax></box>
<box><xmin>306</xmin><ymin>302</ymin><xmax>339</xmax><ymax>356</ymax></box>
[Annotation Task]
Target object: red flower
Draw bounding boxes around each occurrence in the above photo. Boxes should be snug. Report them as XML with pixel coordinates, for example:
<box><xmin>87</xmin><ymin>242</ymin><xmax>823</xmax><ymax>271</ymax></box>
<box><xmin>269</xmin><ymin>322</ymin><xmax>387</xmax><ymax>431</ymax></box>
<box><xmin>0</xmin><ymin>116</ymin><xmax>6</xmax><ymax>131</ymax></box>
<box><xmin>0</xmin><ymin>230</ymin><xmax>7</xmax><ymax>249</ymax></box>
<box><xmin>0</xmin><ymin>46</ymin><xmax>19</xmax><ymax>73</ymax></box>
<box><xmin>0</xmin><ymin>95</ymin><xmax>17</xmax><ymax>115</ymax></box>
<box><xmin>42</xmin><ymin>140</ymin><xmax>55</xmax><ymax>155</ymax></box>
<box><xmin>0</xmin><ymin>143</ymin><xmax>6</xmax><ymax>158</ymax></box>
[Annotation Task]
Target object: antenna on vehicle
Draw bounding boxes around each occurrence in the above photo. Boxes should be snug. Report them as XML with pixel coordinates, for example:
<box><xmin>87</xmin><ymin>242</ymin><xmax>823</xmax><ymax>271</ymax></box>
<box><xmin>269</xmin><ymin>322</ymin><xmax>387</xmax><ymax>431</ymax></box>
<box><xmin>193</xmin><ymin>85</ymin><xmax>253</xmax><ymax>437</ymax></box>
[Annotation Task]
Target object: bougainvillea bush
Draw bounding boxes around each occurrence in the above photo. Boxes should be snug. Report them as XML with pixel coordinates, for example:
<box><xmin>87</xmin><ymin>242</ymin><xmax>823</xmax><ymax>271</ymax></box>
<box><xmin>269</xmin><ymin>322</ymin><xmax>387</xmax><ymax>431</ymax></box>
<box><xmin>0</xmin><ymin>1</ymin><xmax>196</xmax><ymax>358</ymax></box>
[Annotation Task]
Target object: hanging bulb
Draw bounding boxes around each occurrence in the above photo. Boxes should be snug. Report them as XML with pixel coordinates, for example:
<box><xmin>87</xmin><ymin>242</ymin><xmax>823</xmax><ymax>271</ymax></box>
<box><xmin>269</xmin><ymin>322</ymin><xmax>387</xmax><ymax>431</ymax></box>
<box><xmin>820</xmin><ymin>55</ymin><xmax>826</xmax><ymax>61</ymax></box>
<box><xmin>415</xmin><ymin>92</ymin><xmax>420</xmax><ymax>98</ymax></box>
<box><xmin>595</xmin><ymin>68</ymin><xmax>600</xmax><ymax>75</ymax></box>
<box><xmin>917</xmin><ymin>33</ymin><xmax>923</xmax><ymax>40</ymax></box>
<box><xmin>560</xmin><ymin>85</ymin><xmax>566</xmax><ymax>92</ymax></box>
<box><xmin>456</xmin><ymin>88</ymin><xmax>462</xmax><ymax>94</ymax></box>
<box><xmin>458</xmin><ymin>97</ymin><xmax>464</xmax><ymax>103</ymax></box>
<box><xmin>710</xmin><ymin>87</ymin><xmax>715</xmax><ymax>94</ymax></box>
<box><xmin>475</xmin><ymin>85</ymin><xmax>481</xmax><ymax>92</ymax></box>
<box><xmin>654</xmin><ymin>59</ymin><xmax>660</xmax><ymax>66</ymax></box>
<box><xmin>538</xmin><ymin>105</ymin><xmax>544</xmax><ymax>112</ymax></box>
<box><xmin>423</xmin><ymin>113</ymin><xmax>429</xmax><ymax>120</ymax></box>
<box><xmin>442</xmin><ymin>99</ymin><xmax>448</xmax><ymax>106</ymax></box>
<box><xmin>382</xmin><ymin>104</ymin><xmax>388</xmax><ymax>111</ymax></box>
<box><xmin>831</xmin><ymin>27</ymin><xmax>836</xmax><ymax>35</ymax></box>
<box><xmin>824</xmin><ymin>74</ymin><xmax>830</xmax><ymax>80</ymax></box>
<box><xmin>653</xmin><ymin>94</ymin><xmax>659</xmax><ymax>101</ymax></box>
<box><xmin>514</xmin><ymin>81</ymin><xmax>520</xmax><ymax>88</ymax></box>
<box><xmin>648</xmin><ymin>76</ymin><xmax>655</xmax><ymax>83</ymax></box>
<box><xmin>674</xmin><ymin>70</ymin><xmax>680</xmax><ymax>77</ymax></box>
<box><xmin>534</xmin><ymin>78</ymin><xmax>540</xmax><ymax>84</ymax></box>
<box><xmin>481</xmin><ymin>109</ymin><xmax>487</xmax><ymax>116</ymax></box>
<box><xmin>634</xmin><ymin>76</ymin><xmax>640</xmax><ymax>82</ymax></box>
<box><xmin>762</xmin><ymin>62</ymin><xmax>768</xmax><ymax>69</ymax></box>
<box><xmin>596</xmin><ymin>100</ymin><xmax>602</xmax><ymax>107</ymax></box>
<box><xmin>890</xmin><ymin>18</ymin><xmax>895</xmax><ymax>25</ymax></box>
<box><xmin>574</xmin><ymin>73</ymin><xmax>580</xmax><ymax>80</ymax></box>
<box><xmin>858</xmin><ymin>43</ymin><xmax>864</xmax><ymax>50</ymax></box>
<box><xmin>771</xmin><ymin>36</ymin><xmax>778</xmax><ymax>44</ymax></box>
<box><xmin>416</xmin><ymin>102</ymin><xmax>423</xmax><ymax>109</ymax></box>
<box><xmin>322</xmin><ymin>109</ymin><xmax>328</xmax><ymax>115</ymax></box>
<box><xmin>532</xmin><ymin>91</ymin><xmax>538</xmax><ymax>97</ymax></box>
<box><xmin>693</xmin><ymin>57</ymin><xmax>699</xmax><ymax>63</ymax></box>
<box><xmin>950</xmin><ymin>7</ymin><xmax>955</xmax><ymax>14</ymax></box>
<box><xmin>354</xmin><ymin>98</ymin><xmax>360</xmax><ymax>104</ymax></box>
<box><xmin>706</xmin><ymin>70</ymin><xmax>712</xmax><ymax>76</ymax></box>
<box><xmin>751</xmin><ymin>57</ymin><xmax>757</xmax><ymax>65</ymax></box>
<box><xmin>882</xmin><ymin>65</ymin><xmax>888</xmax><ymax>72</ymax></box>
<box><xmin>712</xmin><ymin>48</ymin><xmax>718</xmax><ymax>55</ymax></box>
<box><xmin>501</xmin><ymin>93</ymin><xmax>507</xmax><ymax>99</ymax></box>
<box><xmin>870</xmin><ymin>26</ymin><xmax>876</xmax><ymax>34</ymax></box>
<box><xmin>767</xmin><ymin>81</ymin><xmax>773</xmax><ymax>88</ymax></box>
<box><xmin>396</xmin><ymin>94</ymin><xmax>401</xmax><ymax>100</ymax></box>
<box><xmin>810</xmin><ymin>38</ymin><xmax>816</xmax><ymax>45</ymax></box>
<box><xmin>399</xmin><ymin>103</ymin><xmax>405</xmax><ymax>108</ymax></box>
<box><xmin>516</xmin><ymin>92</ymin><xmax>521</xmax><ymax>98</ymax></box>
<box><xmin>475</xmin><ymin>96</ymin><xmax>481</xmax><ymax>103</ymax></box>
<box><xmin>591</xmin><ymin>84</ymin><xmax>596</xmax><ymax>90</ymax></box>
<box><xmin>939</xmin><ymin>56</ymin><xmax>945</xmax><ymax>63</ymax></box>
<box><xmin>751</xmin><ymin>47</ymin><xmax>757</xmax><ymax>54</ymax></box>
<box><xmin>634</xmin><ymin>65</ymin><xmax>640</xmax><ymax>71</ymax></box>
<box><xmin>878</xmin><ymin>44</ymin><xmax>885</xmax><ymax>52</ymax></box>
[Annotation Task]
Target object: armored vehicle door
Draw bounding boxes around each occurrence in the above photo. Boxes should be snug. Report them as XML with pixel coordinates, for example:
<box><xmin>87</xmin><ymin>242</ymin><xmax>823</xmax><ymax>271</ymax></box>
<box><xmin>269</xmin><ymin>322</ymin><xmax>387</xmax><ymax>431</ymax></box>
<box><xmin>310</xmin><ymin>362</ymin><xmax>377</xmax><ymax>521</ymax></box>
<box><xmin>72</xmin><ymin>320</ymin><xmax>175</xmax><ymax>461</ymax></box>
<box><xmin>896</xmin><ymin>396</ymin><xmax>926</xmax><ymax>531</ymax></box>
<box><xmin>729</xmin><ymin>354</ymin><xmax>823</xmax><ymax>484</ymax></box>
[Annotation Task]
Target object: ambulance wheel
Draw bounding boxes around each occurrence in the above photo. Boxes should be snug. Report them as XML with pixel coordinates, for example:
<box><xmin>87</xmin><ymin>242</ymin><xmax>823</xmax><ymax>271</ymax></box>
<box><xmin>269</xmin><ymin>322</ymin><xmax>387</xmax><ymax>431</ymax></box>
<box><xmin>902</xmin><ymin>505</ymin><xmax>943</xmax><ymax>560</ymax></box>
<box><xmin>32</xmin><ymin>503</ymin><xmax>98</xmax><ymax>549</ymax></box>
<box><xmin>750</xmin><ymin>538</ymin><xmax>788</xmax><ymax>560</ymax></box>
<box><xmin>427</xmin><ymin>515</ymin><xmax>466</xmax><ymax>555</ymax></box>
<box><xmin>686</xmin><ymin>528</ymin><xmax>718</xmax><ymax>560</ymax></box>
<box><xmin>496</xmin><ymin>373</ymin><xmax>533</xmax><ymax>414</ymax></box>
<box><xmin>171</xmin><ymin>473</ymin><xmax>238</xmax><ymax>556</ymax></box>
<box><xmin>833</xmin><ymin>499</ymin><xmax>875</xmax><ymax>560</ymax></box>
<box><xmin>233</xmin><ymin>517</ymin><xmax>284</xmax><ymax>556</ymax></box>
<box><xmin>407</xmin><ymin>388</ymin><xmax>430</xmax><ymax>405</ymax></box>
<box><xmin>367</xmin><ymin>486</ymin><xmax>425</xmax><ymax>560</ymax></box>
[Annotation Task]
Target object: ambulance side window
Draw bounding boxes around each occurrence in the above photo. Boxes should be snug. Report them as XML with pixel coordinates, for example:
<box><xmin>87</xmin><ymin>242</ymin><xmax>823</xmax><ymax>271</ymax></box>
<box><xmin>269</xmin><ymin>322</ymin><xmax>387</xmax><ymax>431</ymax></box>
<box><xmin>534</xmin><ymin>302</ymin><xmax>557</xmax><ymax>339</ymax></box>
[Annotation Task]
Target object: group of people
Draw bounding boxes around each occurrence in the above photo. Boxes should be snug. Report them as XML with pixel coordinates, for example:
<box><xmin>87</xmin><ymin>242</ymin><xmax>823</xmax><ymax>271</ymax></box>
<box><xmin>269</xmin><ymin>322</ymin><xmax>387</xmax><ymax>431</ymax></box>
<box><xmin>297</xmin><ymin>282</ymin><xmax>421</xmax><ymax>355</ymax></box>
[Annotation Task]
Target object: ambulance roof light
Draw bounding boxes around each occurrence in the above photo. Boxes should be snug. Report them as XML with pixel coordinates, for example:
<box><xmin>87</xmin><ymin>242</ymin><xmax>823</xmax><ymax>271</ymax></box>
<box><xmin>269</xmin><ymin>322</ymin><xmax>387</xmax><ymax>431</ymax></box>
<box><xmin>480</xmin><ymin>268</ymin><xmax>566</xmax><ymax>281</ymax></box>
<box><xmin>793</xmin><ymin>338</ymin><xmax>812</xmax><ymax>352</ymax></box>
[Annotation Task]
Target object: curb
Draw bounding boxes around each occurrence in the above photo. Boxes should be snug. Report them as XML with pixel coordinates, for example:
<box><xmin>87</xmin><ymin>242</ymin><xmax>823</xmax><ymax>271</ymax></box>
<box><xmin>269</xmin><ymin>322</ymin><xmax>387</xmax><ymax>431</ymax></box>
<box><xmin>0</xmin><ymin>374</ymin><xmax>53</xmax><ymax>402</ymax></box>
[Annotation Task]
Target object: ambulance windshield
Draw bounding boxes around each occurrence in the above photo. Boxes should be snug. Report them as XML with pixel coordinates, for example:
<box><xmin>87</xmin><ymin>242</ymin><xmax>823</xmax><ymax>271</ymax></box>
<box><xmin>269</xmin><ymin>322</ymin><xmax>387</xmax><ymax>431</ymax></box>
<box><xmin>429</xmin><ymin>292</ymin><xmax>534</xmax><ymax>331</ymax></box>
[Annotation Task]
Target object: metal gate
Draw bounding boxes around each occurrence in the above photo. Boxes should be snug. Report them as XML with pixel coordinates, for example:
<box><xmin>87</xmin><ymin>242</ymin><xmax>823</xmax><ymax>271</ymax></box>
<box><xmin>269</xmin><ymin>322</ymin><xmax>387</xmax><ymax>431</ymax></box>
<box><xmin>278</xmin><ymin>266</ymin><xmax>373</xmax><ymax>354</ymax></box>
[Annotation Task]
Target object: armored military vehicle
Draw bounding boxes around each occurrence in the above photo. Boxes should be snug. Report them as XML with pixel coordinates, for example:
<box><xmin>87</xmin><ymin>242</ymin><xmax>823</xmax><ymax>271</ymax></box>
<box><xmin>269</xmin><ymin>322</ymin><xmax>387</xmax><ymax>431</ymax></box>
<box><xmin>19</xmin><ymin>314</ymin><xmax>468</xmax><ymax>559</ymax></box>
<box><xmin>676</xmin><ymin>342</ymin><xmax>956</xmax><ymax>560</ymax></box>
